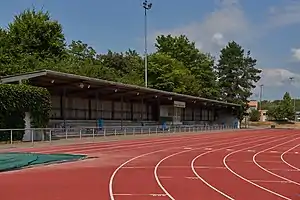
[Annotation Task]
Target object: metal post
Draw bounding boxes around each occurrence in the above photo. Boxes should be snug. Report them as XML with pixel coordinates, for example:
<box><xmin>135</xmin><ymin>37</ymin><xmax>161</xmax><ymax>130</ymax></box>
<box><xmin>10</xmin><ymin>130</ymin><xmax>13</xmax><ymax>145</ymax></box>
<box><xmin>49</xmin><ymin>130</ymin><xmax>52</xmax><ymax>143</ymax></box>
<box><xmin>142</xmin><ymin>0</ymin><xmax>152</xmax><ymax>88</ymax></box>
<box><xmin>259</xmin><ymin>84</ymin><xmax>263</xmax><ymax>111</ymax></box>
<box><xmin>31</xmin><ymin>129</ymin><xmax>34</xmax><ymax>146</ymax></box>
<box><xmin>289</xmin><ymin>77</ymin><xmax>297</xmax><ymax>121</ymax></box>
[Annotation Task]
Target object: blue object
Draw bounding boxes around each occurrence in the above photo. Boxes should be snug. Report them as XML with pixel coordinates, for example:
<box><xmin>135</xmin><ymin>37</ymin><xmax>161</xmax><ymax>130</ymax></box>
<box><xmin>97</xmin><ymin>119</ymin><xmax>103</xmax><ymax>130</ymax></box>
<box><xmin>162</xmin><ymin>121</ymin><xmax>168</xmax><ymax>130</ymax></box>
<box><xmin>233</xmin><ymin>118</ymin><xmax>239</xmax><ymax>129</ymax></box>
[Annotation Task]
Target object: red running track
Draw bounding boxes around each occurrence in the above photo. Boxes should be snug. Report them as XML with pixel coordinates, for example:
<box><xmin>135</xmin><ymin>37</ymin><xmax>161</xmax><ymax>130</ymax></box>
<box><xmin>0</xmin><ymin>129</ymin><xmax>299</xmax><ymax>200</ymax></box>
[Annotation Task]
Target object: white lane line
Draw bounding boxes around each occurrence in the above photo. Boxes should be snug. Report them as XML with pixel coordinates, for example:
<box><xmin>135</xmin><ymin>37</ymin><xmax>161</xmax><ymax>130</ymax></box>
<box><xmin>224</xmin><ymin>134</ymin><xmax>300</xmax><ymax>200</ymax></box>
<box><xmin>268</xmin><ymin>168</ymin><xmax>299</xmax><ymax>172</ymax></box>
<box><xmin>108</xmin><ymin>132</ymin><xmax>283</xmax><ymax>200</ymax></box>
<box><xmin>226</xmin><ymin>149</ymin><xmax>234</xmax><ymax>151</ymax></box>
<box><xmin>154</xmin><ymin>134</ymin><xmax>273</xmax><ymax>200</ymax></box>
<box><xmin>109</xmin><ymin>132</ymin><xmax>259</xmax><ymax>200</ymax></box>
<box><xmin>227</xmin><ymin>160</ymin><xmax>283</xmax><ymax>163</ymax></box>
<box><xmin>191</xmin><ymin>134</ymin><xmax>288</xmax><ymax>200</ymax></box>
<box><xmin>281</xmin><ymin>143</ymin><xmax>300</xmax><ymax>171</ymax></box>
<box><xmin>32</xmin><ymin>132</ymin><xmax>219</xmax><ymax>154</ymax></box>
<box><xmin>114</xmin><ymin>193</ymin><xmax>167</xmax><ymax>196</ymax></box>
<box><xmin>123</xmin><ymin>165</ymin><xmax>227</xmax><ymax>169</ymax></box>
<box><xmin>186</xmin><ymin>177</ymin><xmax>199</xmax><ymax>180</ymax></box>
<box><xmin>250</xmin><ymin>180</ymin><xmax>292</xmax><ymax>184</ymax></box>
<box><xmin>253</xmin><ymin>137</ymin><xmax>300</xmax><ymax>186</ymax></box>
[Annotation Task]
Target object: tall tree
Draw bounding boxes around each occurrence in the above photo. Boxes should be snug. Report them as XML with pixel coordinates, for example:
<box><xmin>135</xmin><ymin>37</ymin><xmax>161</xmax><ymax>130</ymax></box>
<box><xmin>216</xmin><ymin>41</ymin><xmax>261</xmax><ymax>118</ymax></box>
<box><xmin>155</xmin><ymin>34</ymin><xmax>218</xmax><ymax>98</ymax></box>
<box><xmin>148</xmin><ymin>53</ymin><xmax>200</xmax><ymax>94</ymax></box>
<box><xmin>0</xmin><ymin>9</ymin><xmax>66</xmax><ymax>76</ymax></box>
<box><xmin>0</xmin><ymin>28</ymin><xmax>10</xmax><ymax>75</ymax></box>
<box><xmin>280</xmin><ymin>92</ymin><xmax>295</xmax><ymax>120</ymax></box>
<box><xmin>7</xmin><ymin>9</ymin><xmax>65</xmax><ymax>60</ymax></box>
<box><xmin>96</xmin><ymin>49</ymin><xmax>144</xmax><ymax>85</ymax></box>
<box><xmin>267</xmin><ymin>92</ymin><xmax>294</xmax><ymax>120</ymax></box>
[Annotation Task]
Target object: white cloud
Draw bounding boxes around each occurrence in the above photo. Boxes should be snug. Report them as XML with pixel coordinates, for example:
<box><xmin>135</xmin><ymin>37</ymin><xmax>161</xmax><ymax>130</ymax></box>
<box><xmin>267</xmin><ymin>1</ymin><xmax>300</xmax><ymax>27</ymax></box>
<box><xmin>291</xmin><ymin>48</ymin><xmax>300</xmax><ymax>62</ymax></box>
<box><xmin>149</xmin><ymin>0</ymin><xmax>300</xmax><ymax>98</ymax></box>
<box><xmin>152</xmin><ymin>0</ymin><xmax>253</xmax><ymax>54</ymax></box>
<box><xmin>258</xmin><ymin>68</ymin><xmax>300</xmax><ymax>87</ymax></box>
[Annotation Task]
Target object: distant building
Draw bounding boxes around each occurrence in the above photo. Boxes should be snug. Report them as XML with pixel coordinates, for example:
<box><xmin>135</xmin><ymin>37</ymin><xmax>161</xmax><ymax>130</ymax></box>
<box><xmin>296</xmin><ymin>111</ymin><xmax>300</xmax><ymax>121</ymax></box>
<box><xmin>247</xmin><ymin>100</ymin><xmax>258</xmax><ymax>112</ymax></box>
<box><xmin>260</xmin><ymin>110</ymin><xmax>268</xmax><ymax>122</ymax></box>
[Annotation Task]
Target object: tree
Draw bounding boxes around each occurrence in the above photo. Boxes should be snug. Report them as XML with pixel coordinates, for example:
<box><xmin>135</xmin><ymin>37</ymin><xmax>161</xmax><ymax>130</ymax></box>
<box><xmin>216</xmin><ymin>41</ymin><xmax>261</xmax><ymax>119</ymax></box>
<box><xmin>148</xmin><ymin>53</ymin><xmax>200</xmax><ymax>94</ymax></box>
<box><xmin>267</xmin><ymin>92</ymin><xmax>295</xmax><ymax>121</ymax></box>
<box><xmin>279</xmin><ymin>92</ymin><xmax>294</xmax><ymax>120</ymax></box>
<box><xmin>0</xmin><ymin>9</ymin><xmax>66</xmax><ymax>76</ymax></box>
<box><xmin>249</xmin><ymin>109</ymin><xmax>260</xmax><ymax>121</ymax></box>
<box><xmin>97</xmin><ymin>49</ymin><xmax>144</xmax><ymax>85</ymax></box>
<box><xmin>155</xmin><ymin>34</ymin><xmax>219</xmax><ymax>98</ymax></box>
<box><xmin>7</xmin><ymin>9</ymin><xmax>65</xmax><ymax>59</ymax></box>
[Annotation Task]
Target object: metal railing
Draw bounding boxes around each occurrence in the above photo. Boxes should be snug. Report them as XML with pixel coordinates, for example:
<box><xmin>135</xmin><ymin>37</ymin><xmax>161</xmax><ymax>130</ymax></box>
<box><xmin>0</xmin><ymin>124</ymin><xmax>236</xmax><ymax>147</ymax></box>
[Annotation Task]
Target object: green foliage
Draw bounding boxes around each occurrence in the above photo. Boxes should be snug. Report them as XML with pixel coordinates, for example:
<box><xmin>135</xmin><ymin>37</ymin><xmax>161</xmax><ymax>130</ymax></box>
<box><xmin>267</xmin><ymin>92</ymin><xmax>295</xmax><ymax>121</ymax></box>
<box><xmin>216</xmin><ymin>41</ymin><xmax>261</xmax><ymax>120</ymax></box>
<box><xmin>0</xmin><ymin>8</ymin><xmax>265</xmax><ymax>130</ymax></box>
<box><xmin>0</xmin><ymin>9</ymin><xmax>65</xmax><ymax>76</ymax></box>
<box><xmin>0</xmin><ymin>84</ymin><xmax>51</xmax><ymax>141</ymax></box>
<box><xmin>148</xmin><ymin>53</ymin><xmax>200</xmax><ymax>94</ymax></box>
<box><xmin>155</xmin><ymin>35</ymin><xmax>219</xmax><ymax>98</ymax></box>
<box><xmin>7</xmin><ymin>9</ymin><xmax>65</xmax><ymax>59</ymax></box>
<box><xmin>249</xmin><ymin>109</ymin><xmax>260</xmax><ymax>122</ymax></box>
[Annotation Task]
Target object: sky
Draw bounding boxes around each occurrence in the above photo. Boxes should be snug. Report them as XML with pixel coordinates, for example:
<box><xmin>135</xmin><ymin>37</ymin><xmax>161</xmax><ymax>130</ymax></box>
<box><xmin>1</xmin><ymin>0</ymin><xmax>300</xmax><ymax>100</ymax></box>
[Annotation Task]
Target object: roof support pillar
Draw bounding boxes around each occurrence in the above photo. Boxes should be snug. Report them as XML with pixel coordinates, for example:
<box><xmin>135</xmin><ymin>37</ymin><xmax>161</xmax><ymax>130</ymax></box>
<box><xmin>62</xmin><ymin>87</ymin><xmax>67</xmax><ymax>130</ymax></box>
<box><xmin>141</xmin><ymin>98</ymin><xmax>144</xmax><ymax>122</ymax></box>
<box><xmin>121</xmin><ymin>95</ymin><xmax>124</xmax><ymax>129</ymax></box>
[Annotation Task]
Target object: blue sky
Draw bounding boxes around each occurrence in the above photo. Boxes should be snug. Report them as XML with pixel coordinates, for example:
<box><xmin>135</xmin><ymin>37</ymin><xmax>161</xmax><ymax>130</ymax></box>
<box><xmin>1</xmin><ymin>0</ymin><xmax>300</xmax><ymax>100</ymax></box>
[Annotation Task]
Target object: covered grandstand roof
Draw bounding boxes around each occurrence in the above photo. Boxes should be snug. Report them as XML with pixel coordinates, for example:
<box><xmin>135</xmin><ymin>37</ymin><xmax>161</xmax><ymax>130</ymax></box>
<box><xmin>0</xmin><ymin>69</ymin><xmax>240</xmax><ymax>107</ymax></box>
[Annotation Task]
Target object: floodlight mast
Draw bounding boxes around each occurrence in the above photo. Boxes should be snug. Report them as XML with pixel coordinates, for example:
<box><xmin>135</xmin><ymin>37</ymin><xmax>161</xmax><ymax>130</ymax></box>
<box><xmin>142</xmin><ymin>0</ymin><xmax>152</xmax><ymax>88</ymax></box>
<box><xmin>289</xmin><ymin>77</ymin><xmax>297</xmax><ymax>121</ymax></box>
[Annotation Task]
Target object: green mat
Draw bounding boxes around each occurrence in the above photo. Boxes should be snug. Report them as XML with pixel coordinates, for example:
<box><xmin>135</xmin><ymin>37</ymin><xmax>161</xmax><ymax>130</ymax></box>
<box><xmin>0</xmin><ymin>152</ymin><xmax>86</xmax><ymax>172</ymax></box>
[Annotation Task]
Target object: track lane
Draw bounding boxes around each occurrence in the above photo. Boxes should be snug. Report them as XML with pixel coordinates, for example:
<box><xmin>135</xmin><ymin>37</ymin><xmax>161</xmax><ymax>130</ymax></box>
<box><xmin>187</xmin><ymin>130</ymin><xmax>297</xmax><ymax>200</ymax></box>
<box><xmin>222</xmin><ymin>131</ymin><xmax>300</xmax><ymax>200</ymax></box>
<box><xmin>0</xmin><ymin>130</ymin><xmax>254</xmax><ymax>200</ymax></box>
<box><xmin>109</xmin><ymin>130</ymin><xmax>285</xmax><ymax>200</ymax></box>
<box><xmin>1</xmin><ymin>129</ymin><xmax>298</xmax><ymax>200</ymax></box>
<box><xmin>2</xmin><ymin>130</ymin><xmax>248</xmax><ymax>154</ymax></box>
<box><xmin>281</xmin><ymin>143</ymin><xmax>300</xmax><ymax>171</ymax></box>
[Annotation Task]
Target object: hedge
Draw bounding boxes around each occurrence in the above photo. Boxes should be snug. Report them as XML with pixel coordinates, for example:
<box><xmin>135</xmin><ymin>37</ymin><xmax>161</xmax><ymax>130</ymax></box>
<box><xmin>0</xmin><ymin>84</ymin><xmax>51</xmax><ymax>142</ymax></box>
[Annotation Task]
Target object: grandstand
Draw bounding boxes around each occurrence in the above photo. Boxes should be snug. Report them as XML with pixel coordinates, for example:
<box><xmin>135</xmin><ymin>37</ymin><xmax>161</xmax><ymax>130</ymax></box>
<box><xmin>0</xmin><ymin>70</ymin><xmax>241</xmax><ymax>136</ymax></box>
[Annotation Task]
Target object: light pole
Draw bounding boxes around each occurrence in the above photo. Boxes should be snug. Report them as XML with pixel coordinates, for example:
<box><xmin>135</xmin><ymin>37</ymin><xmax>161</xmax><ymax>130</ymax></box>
<box><xmin>142</xmin><ymin>0</ymin><xmax>152</xmax><ymax>88</ymax></box>
<box><xmin>289</xmin><ymin>77</ymin><xmax>296</xmax><ymax>121</ymax></box>
<box><xmin>259</xmin><ymin>84</ymin><xmax>263</xmax><ymax>111</ymax></box>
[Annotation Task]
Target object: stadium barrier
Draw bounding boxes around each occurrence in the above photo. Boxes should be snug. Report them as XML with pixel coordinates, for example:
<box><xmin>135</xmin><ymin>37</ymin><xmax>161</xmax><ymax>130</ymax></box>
<box><xmin>0</xmin><ymin>124</ymin><xmax>236</xmax><ymax>147</ymax></box>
